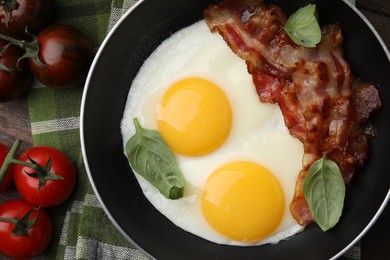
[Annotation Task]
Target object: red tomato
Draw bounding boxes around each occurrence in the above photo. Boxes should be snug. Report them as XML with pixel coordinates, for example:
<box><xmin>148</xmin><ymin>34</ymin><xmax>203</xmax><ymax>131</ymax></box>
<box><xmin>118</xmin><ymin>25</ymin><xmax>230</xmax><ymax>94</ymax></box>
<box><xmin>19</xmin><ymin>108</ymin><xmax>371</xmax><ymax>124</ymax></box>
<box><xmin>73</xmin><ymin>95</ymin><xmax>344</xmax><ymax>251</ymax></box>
<box><xmin>0</xmin><ymin>39</ymin><xmax>32</xmax><ymax>100</ymax></box>
<box><xmin>0</xmin><ymin>142</ymin><xmax>13</xmax><ymax>192</ymax></box>
<box><xmin>0</xmin><ymin>200</ymin><xmax>52</xmax><ymax>258</ymax></box>
<box><xmin>0</xmin><ymin>0</ymin><xmax>53</xmax><ymax>38</ymax></box>
<box><xmin>29</xmin><ymin>24</ymin><xmax>94</xmax><ymax>89</ymax></box>
<box><xmin>14</xmin><ymin>146</ymin><xmax>77</xmax><ymax>207</ymax></box>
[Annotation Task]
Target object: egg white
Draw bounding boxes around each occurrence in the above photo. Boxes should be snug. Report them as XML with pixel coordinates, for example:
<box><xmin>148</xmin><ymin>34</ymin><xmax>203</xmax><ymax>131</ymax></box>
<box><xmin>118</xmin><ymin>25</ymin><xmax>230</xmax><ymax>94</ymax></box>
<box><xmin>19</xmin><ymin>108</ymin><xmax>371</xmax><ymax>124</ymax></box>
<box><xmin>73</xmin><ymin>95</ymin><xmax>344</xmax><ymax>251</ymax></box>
<box><xmin>121</xmin><ymin>20</ymin><xmax>305</xmax><ymax>246</ymax></box>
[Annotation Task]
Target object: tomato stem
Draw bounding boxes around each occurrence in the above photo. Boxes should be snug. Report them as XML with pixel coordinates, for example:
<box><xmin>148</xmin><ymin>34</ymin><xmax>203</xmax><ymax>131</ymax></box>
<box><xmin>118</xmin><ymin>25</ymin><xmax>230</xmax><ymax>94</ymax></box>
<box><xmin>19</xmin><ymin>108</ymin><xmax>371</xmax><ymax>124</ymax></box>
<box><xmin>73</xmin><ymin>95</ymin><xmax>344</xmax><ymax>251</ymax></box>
<box><xmin>0</xmin><ymin>139</ymin><xmax>21</xmax><ymax>186</ymax></box>
<box><xmin>0</xmin><ymin>42</ymin><xmax>10</xmax><ymax>54</ymax></box>
<box><xmin>24</xmin><ymin>156</ymin><xmax>64</xmax><ymax>190</ymax></box>
<box><xmin>0</xmin><ymin>29</ymin><xmax>45</xmax><ymax>68</ymax></box>
<box><xmin>0</xmin><ymin>61</ymin><xmax>11</xmax><ymax>72</ymax></box>
<box><xmin>0</xmin><ymin>32</ymin><xmax>23</xmax><ymax>47</ymax></box>
<box><xmin>0</xmin><ymin>43</ymin><xmax>12</xmax><ymax>72</ymax></box>
<box><xmin>0</xmin><ymin>216</ymin><xmax>18</xmax><ymax>224</ymax></box>
<box><xmin>0</xmin><ymin>139</ymin><xmax>65</xmax><ymax>191</ymax></box>
<box><xmin>0</xmin><ymin>139</ymin><xmax>64</xmax><ymax>191</ymax></box>
<box><xmin>10</xmin><ymin>158</ymin><xmax>39</xmax><ymax>170</ymax></box>
<box><xmin>0</xmin><ymin>0</ymin><xmax>18</xmax><ymax>29</ymax></box>
<box><xmin>0</xmin><ymin>207</ymin><xmax>40</xmax><ymax>236</ymax></box>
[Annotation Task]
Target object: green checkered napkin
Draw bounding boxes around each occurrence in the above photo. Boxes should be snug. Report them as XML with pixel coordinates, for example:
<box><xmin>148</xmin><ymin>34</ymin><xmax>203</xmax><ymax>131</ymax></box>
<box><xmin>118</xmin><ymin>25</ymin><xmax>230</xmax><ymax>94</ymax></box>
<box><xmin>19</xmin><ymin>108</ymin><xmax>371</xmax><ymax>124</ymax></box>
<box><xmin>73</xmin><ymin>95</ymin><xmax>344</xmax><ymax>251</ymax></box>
<box><xmin>26</xmin><ymin>0</ymin><xmax>359</xmax><ymax>259</ymax></box>
<box><xmin>28</xmin><ymin>0</ymin><xmax>146</xmax><ymax>259</ymax></box>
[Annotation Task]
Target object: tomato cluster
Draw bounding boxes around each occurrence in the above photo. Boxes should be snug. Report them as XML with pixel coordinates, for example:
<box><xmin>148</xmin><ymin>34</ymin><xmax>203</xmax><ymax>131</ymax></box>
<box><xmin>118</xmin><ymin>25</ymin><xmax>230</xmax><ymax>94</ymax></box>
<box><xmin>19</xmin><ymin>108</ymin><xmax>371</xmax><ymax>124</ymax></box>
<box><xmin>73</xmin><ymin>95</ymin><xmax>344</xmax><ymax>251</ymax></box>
<box><xmin>0</xmin><ymin>0</ymin><xmax>89</xmax><ymax>257</ymax></box>
<box><xmin>0</xmin><ymin>39</ymin><xmax>31</xmax><ymax>101</ymax></box>
<box><xmin>0</xmin><ymin>0</ymin><xmax>94</xmax><ymax>100</ymax></box>
<box><xmin>0</xmin><ymin>140</ymin><xmax>77</xmax><ymax>258</ymax></box>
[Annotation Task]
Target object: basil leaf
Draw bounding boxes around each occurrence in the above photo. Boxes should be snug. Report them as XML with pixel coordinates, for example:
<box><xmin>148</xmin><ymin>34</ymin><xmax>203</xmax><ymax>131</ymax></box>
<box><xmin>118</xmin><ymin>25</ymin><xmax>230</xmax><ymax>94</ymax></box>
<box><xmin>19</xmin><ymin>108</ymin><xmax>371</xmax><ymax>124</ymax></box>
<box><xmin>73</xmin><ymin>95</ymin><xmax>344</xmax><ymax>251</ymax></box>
<box><xmin>283</xmin><ymin>4</ymin><xmax>321</xmax><ymax>48</ymax></box>
<box><xmin>126</xmin><ymin>118</ymin><xmax>185</xmax><ymax>199</ymax></box>
<box><xmin>303</xmin><ymin>156</ymin><xmax>345</xmax><ymax>231</ymax></box>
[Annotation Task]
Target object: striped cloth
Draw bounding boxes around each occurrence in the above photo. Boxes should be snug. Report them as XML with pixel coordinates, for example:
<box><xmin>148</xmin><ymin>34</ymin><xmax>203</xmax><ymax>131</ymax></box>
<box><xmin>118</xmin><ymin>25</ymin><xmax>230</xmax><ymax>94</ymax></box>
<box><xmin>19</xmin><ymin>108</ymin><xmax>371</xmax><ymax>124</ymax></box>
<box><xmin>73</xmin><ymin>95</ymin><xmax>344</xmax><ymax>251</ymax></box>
<box><xmin>26</xmin><ymin>0</ymin><xmax>359</xmax><ymax>259</ymax></box>
<box><xmin>28</xmin><ymin>1</ymin><xmax>147</xmax><ymax>259</ymax></box>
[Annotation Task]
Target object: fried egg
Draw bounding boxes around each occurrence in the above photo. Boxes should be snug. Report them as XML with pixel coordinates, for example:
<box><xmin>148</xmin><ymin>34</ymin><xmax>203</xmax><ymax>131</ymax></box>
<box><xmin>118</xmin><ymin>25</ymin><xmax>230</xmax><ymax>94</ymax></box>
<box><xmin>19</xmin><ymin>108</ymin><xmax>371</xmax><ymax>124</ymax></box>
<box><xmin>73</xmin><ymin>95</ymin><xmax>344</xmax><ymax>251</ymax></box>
<box><xmin>121</xmin><ymin>20</ymin><xmax>305</xmax><ymax>246</ymax></box>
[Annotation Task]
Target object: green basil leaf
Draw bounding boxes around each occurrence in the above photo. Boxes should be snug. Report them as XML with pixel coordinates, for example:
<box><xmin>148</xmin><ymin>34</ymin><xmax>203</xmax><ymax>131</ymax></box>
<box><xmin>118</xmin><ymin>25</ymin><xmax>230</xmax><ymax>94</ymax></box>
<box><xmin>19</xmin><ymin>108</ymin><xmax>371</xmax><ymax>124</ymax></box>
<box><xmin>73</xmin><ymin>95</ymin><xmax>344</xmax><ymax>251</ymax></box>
<box><xmin>126</xmin><ymin>118</ymin><xmax>185</xmax><ymax>200</ymax></box>
<box><xmin>283</xmin><ymin>4</ymin><xmax>321</xmax><ymax>48</ymax></box>
<box><xmin>303</xmin><ymin>156</ymin><xmax>345</xmax><ymax>231</ymax></box>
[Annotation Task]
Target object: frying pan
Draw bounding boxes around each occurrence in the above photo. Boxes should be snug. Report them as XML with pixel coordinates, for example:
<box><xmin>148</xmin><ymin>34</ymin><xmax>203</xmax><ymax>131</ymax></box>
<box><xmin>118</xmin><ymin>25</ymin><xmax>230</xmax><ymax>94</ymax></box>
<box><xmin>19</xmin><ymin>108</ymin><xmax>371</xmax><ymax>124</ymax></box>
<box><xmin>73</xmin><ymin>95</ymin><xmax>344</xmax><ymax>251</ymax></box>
<box><xmin>80</xmin><ymin>0</ymin><xmax>390</xmax><ymax>259</ymax></box>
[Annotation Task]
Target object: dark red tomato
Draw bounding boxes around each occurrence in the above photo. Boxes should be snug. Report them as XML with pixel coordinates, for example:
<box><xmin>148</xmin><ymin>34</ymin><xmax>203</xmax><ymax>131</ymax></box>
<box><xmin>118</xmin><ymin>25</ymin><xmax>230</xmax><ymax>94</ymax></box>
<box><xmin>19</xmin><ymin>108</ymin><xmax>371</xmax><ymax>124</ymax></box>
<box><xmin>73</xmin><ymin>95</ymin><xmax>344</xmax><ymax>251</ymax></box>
<box><xmin>0</xmin><ymin>39</ymin><xmax>32</xmax><ymax>100</ymax></box>
<box><xmin>0</xmin><ymin>0</ymin><xmax>53</xmax><ymax>39</ymax></box>
<box><xmin>0</xmin><ymin>143</ymin><xmax>13</xmax><ymax>192</ymax></box>
<box><xmin>0</xmin><ymin>200</ymin><xmax>52</xmax><ymax>259</ymax></box>
<box><xmin>29</xmin><ymin>24</ymin><xmax>94</xmax><ymax>89</ymax></box>
<box><xmin>14</xmin><ymin>146</ymin><xmax>77</xmax><ymax>207</ymax></box>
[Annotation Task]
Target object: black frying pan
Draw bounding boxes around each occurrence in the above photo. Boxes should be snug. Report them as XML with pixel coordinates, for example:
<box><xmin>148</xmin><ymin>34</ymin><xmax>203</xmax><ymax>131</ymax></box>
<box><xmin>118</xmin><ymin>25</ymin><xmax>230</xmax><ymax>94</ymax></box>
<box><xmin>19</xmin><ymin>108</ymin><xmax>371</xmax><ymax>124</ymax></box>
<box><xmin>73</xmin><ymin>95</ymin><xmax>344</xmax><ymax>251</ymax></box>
<box><xmin>80</xmin><ymin>0</ymin><xmax>390</xmax><ymax>259</ymax></box>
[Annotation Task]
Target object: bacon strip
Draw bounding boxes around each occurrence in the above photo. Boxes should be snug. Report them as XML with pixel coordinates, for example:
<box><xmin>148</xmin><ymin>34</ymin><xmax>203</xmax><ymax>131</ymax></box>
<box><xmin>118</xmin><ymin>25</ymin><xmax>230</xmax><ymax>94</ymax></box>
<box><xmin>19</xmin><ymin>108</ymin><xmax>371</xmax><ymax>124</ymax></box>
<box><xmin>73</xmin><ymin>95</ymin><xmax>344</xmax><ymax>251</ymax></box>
<box><xmin>204</xmin><ymin>0</ymin><xmax>382</xmax><ymax>226</ymax></box>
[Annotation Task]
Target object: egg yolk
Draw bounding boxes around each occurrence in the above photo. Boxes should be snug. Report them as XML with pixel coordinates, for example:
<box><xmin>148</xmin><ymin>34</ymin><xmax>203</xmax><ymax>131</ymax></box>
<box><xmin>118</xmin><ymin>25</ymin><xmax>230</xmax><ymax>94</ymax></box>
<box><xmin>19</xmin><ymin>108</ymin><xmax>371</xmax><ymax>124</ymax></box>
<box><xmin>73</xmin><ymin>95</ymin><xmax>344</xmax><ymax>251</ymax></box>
<box><xmin>202</xmin><ymin>161</ymin><xmax>285</xmax><ymax>242</ymax></box>
<box><xmin>157</xmin><ymin>78</ymin><xmax>232</xmax><ymax>156</ymax></box>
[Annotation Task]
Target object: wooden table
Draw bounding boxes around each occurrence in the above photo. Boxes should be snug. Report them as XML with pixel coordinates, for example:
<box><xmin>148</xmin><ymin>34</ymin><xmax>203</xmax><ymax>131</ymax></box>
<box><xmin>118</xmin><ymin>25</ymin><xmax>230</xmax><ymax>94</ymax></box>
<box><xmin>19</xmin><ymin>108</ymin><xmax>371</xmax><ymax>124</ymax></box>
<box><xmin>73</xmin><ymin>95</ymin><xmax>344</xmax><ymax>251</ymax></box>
<box><xmin>0</xmin><ymin>0</ymin><xmax>389</xmax><ymax>259</ymax></box>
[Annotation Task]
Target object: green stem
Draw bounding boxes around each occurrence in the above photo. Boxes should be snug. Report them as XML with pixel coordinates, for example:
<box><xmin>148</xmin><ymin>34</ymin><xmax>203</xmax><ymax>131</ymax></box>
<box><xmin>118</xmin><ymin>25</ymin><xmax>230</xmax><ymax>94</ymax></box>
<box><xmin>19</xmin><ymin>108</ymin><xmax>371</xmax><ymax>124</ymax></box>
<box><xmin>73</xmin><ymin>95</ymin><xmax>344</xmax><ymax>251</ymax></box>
<box><xmin>0</xmin><ymin>139</ymin><xmax>41</xmax><ymax>186</ymax></box>
<box><xmin>0</xmin><ymin>216</ymin><xmax>17</xmax><ymax>224</ymax></box>
<box><xmin>0</xmin><ymin>42</ymin><xmax>10</xmax><ymax>54</ymax></box>
<box><xmin>0</xmin><ymin>30</ymin><xmax>44</xmax><ymax>68</ymax></box>
<box><xmin>0</xmin><ymin>139</ymin><xmax>63</xmax><ymax>191</ymax></box>
<box><xmin>0</xmin><ymin>0</ymin><xmax>17</xmax><ymax>9</ymax></box>
<box><xmin>0</xmin><ymin>43</ymin><xmax>12</xmax><ymax>72</ymax></box>
<box><xmin>0</xmin><ymin>32</ymin><xmax>24</xmax><ymax>48</ymax></box>
<box><xmin>0</xmin><ymin>0</ymin><xmax>18</xmax><ymax>29</ymax></box>
<box><xmin>0</xmin><ymin>61</ymin><xmax>10</xmax><ymax>72</ymax></box>
<box><xmin>133</xmin><ymin>117</ymin><xmax>141</xmax><ymax>133</ymax></box>
<box><xmin>0</xmin><ymin>208</ymin><xmax>40</xmax><ymax>236</ymax></box>
<box><xmin>10</xmin><ymin>158</ymin><xmax>39</xmax><ymax>170</ymax></box>
<box><xmin>0</xmin><ymin>139</ymin><xmax>21</xmax><ymax>186</ymax></box>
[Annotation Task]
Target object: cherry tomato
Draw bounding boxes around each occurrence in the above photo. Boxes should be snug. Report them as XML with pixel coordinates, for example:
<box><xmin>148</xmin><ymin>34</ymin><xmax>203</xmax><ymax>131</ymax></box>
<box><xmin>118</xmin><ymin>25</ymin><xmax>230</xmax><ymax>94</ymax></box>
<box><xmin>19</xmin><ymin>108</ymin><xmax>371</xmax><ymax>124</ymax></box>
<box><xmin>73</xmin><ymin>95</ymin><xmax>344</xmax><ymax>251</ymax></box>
<box><xmin>0</xmin><ymin>199</ymin><xmax>52</xmax><ymax>259</ymax></box>
<box><xmin>14</xmin><ymin>146</ymin><xmax>77</xmax><ymax>207</ymax></box>
<box><xmin>0</xmin><ymin>39</ymin><xmax>31</xmax><ymax>100</ymax></box>
<box><xmin>29</xmin><ymin>24</ymin><xmax>94</xmax><ymax>89</ymax></box>
<box><xmin>0</xmin><ymin>142</ymin><xmax>13</xmax><ymax>192</ymax></box>
<box><xmin>0</xmin><ymin>0</ymin><xmax>53</xmax><ymax>39</ymax></box>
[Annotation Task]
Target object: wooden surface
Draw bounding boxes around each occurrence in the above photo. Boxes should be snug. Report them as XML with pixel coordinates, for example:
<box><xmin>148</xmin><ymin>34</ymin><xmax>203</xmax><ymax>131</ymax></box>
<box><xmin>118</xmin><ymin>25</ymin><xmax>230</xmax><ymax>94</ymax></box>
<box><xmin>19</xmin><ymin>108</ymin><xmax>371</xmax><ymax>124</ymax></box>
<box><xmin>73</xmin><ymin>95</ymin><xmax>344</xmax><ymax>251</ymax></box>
<box><xmin>0</xmin><ymin>0</ymin><xmax>389</xmax><ymax>259</ymax></box>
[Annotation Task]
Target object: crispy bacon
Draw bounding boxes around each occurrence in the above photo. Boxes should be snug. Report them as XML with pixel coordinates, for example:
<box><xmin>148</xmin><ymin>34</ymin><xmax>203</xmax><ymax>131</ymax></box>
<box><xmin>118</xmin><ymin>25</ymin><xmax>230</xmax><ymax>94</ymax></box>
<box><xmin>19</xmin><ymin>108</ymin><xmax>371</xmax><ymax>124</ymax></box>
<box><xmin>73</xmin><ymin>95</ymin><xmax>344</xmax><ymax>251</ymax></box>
<box><xmin>204</xmin><ymin>0</ymin><xmax>382</xmax><ymax>226</ymax></box>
